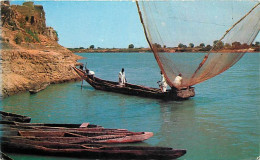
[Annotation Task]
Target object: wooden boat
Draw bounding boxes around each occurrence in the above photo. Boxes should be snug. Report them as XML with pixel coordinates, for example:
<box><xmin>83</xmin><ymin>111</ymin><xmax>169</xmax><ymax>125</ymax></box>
<box><xmin>1</xmin><ymin>137</ymin><xmax>186</xmax><ymax>159</ymax></box>
<box><xmin>14</xmin><ymin>122</ymin><xmax>102</xmax><ymax>129</ymax></box>
<box><xmin>0</xmin><ymin>121</ymin><xmax>104</xmax><ymax>129</ymax></box>
<box><xmin>15</xmin><ymin>130</ymin><xmax>153</xmax><ymax>144</ymax></box>
<box><xmin>0</xmin><ymin>111</ymin><xmax>31</xmax><ymax>123</ymax></box>
<box><xmin>1</xmin><ymin>121</ymin><xmax>149</xmax><ymax>136</ymax></box>
<box><xmin>29</xmin><ymin>82</ymin><xmax>50</xmax><ymax>94</ymax></box>
<box><xmin>17</xmin><ymin>129</ymin><xmax>147</xmax><ymax>136</ymax></box>
<box><xmin>72</xmin><ymin>67</ymin><xmax>195</xmax><ymax>100</ymax></box>
<box><xmin>0</xmin><ymin>113</ymin><xmax>185</xmax><ymax>159</ymax></box>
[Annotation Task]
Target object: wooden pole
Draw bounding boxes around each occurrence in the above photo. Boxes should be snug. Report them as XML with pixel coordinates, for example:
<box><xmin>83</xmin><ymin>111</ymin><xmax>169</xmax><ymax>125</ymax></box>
<box><xmin>81</xmin><ymin>78</ymin><xmax>83</xmax><ymax>90</ymax></box>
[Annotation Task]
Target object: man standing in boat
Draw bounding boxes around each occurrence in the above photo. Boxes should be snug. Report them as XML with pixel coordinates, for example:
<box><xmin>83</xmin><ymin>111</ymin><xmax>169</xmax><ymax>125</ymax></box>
<box><xmin>173</xmin><ymin>73</ymin><xmax>183</xmax><ymax>90</ymax></box>
<box><xmin>158</xmin><ymin>71</ymin><xmax>167</xmax><ymax>92</ymax></box>
<box><xmin>119</xmin><ymin>68</ymin><xmax>126</xmax><ymax>86</ymax></box>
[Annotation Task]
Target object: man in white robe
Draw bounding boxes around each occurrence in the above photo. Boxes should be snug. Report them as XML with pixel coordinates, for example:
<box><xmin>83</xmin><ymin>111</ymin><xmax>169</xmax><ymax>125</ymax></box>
<box><xmin>84</xmin><ymin>63</ymin><xmax>95</xmax><ymax>80</ymax></box>
<box><xmin>118</xmin><ymin>68</ymin><xmax>126</xmax><ymax>86</ymax></box>
<box><xmin>173</xmin><ymin>73</ymin><xmax>183</xmax><ymax>90</ymax></box>
<box><xmin>158</xmin><ymin>71</ymin><xmax>167</xmax><ymax>92</ymax></box>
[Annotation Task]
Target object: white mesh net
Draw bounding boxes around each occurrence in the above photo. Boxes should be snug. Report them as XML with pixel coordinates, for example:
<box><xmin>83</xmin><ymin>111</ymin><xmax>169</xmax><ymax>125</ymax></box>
<box><xmin>137</xmin><ymin>1</ymin><xmax>260</xmax><ymax>88</ymax></box>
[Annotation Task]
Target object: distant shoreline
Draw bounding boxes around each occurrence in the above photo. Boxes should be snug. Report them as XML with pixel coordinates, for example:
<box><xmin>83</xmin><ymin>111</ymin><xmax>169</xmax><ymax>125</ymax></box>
<box><xmin>68</xmin><ymin>48</ymin><xmax>151</xmax><ymax>53</ymax></box>
<box><xmin>68</xmin><ymin>47</ymin><xmax>259</xmax><ymax>53</ymax></box>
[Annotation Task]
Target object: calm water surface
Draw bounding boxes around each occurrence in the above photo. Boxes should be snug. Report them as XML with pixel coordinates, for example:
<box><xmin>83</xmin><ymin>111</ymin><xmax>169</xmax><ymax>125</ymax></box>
<box><xmin>1</xmin><ymin>53</ymin><xmax>259</xmax><ymax>160</ymax></box>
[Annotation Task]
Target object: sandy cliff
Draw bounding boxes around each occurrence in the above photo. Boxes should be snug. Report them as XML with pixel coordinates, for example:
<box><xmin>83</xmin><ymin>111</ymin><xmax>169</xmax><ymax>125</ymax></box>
<box><xmin>1</xmin><ymin>1</ymin><xmax>82</xmax><ymax>97</ymax></box>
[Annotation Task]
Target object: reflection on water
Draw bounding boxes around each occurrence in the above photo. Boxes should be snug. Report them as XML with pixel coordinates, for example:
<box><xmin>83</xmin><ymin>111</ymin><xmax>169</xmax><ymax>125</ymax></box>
<box><xmin>0</xmin><ymin>53</ymin><xmax>259</xmax><ymax>160</ymax></box>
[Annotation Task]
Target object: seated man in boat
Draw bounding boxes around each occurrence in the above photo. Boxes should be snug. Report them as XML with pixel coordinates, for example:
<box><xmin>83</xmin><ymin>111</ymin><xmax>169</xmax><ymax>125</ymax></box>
<box><xmin>118</xmin><ymin>68</ymin><xmax>127</xmax><ymax>86</ymax></box>
<box><xmin>84</xmin><ymin>63</ymin><xmax>95</xmax><ymax>80</ymax></box>
<box><xmin>87</xmin><ymin>70</ymin><xmax>95</xmax><ymax>79</ymax></box>
<box><xmin>173</xmin><ymin>73</ymin><xmax>183</xmax><ymax>90</ymax></box>
<box><xmin>158</xmin><ymin>71</ymin><xmax>167</xmax><ymax>92</ymax></box>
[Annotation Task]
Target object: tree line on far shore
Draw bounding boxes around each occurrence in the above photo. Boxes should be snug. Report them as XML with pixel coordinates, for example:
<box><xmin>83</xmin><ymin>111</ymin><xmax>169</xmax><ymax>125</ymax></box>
<box><xmin>68</xmin><ymin>41</ymin><xmax>260</xmax><ymax>52</ymax></box>
<box><xmin>154</xmin><ymin>41</ymin><xmax>260</xmax><ymax>52</ymax></box>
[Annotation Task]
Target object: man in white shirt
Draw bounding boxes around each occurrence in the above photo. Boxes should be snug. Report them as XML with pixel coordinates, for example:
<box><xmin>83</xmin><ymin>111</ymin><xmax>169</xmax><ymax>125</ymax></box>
<box><xmin>173</xmin><ymin>73</ymin><xmax>182</xmax><ymax>90</ymax></box>
<box><xmin>84</xmin><ymin>63</ymin><xmax>95</xmax><ymax>80</ymax></box>
<box><xmin>118</xmin><ymin>68</ymin><xmax>126</xmax><ymax>86</ymax></box>
<box><xmin>158</xmin><ymin>71</ymin><xmax>167</xmax><ymax>92</ymax></box>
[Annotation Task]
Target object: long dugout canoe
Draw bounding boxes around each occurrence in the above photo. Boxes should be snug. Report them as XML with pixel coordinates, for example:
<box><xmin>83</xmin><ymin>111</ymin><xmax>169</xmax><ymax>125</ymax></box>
<box><xmin>1</xmin><ymin>137</ymin><xmax>186</xmax><ymax>159</ymax></box>
<box><xmin>72</xmin><ymin>66</ymin><xmax>195</xmax><ymax>100</ymax></box>
<box><xmin>0</xmin><ymin>111</ymin><xmax>31</xmax><ymax>123</ymax></box>
<box><xmin>8</xmin><ymin>131</ymin><xmax>153</xmax><ymax>144</ymax></box>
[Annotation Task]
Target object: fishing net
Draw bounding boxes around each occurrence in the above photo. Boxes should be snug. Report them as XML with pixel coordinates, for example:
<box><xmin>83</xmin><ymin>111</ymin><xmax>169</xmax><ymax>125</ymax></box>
<box><xmin>137</xmin><ymin>1</ymin><xmax>260</xmax><ymax>88</ymax></box>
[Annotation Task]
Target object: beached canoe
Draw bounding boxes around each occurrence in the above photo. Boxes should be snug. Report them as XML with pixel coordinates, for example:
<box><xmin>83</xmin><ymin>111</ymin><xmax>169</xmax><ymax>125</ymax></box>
<box><xmin>1</xmin><ymin>138</ymin><xmax>186</xmax><ymax>159</ymax></box>
<box><xmin>0</xmin><ymin>121</ymin><xmax>147</xmax><ymax>137</ymax></box>
<box><xmin>0</xmin><ymin>112</ymin><xmax>186</xmax><ymax>159</ymax></box>
<box><xmin>72</xmin><ymin>67</ymin><xmax>195</xmax><ymax>100</ymax></box>
<box><xmin>15</xmin><ymin>130</ymin><xmax>153</xmax><ymax>144</ymax></box>
<box><xmin>11</xmin><ymin>121</ymin><xmax>102</xmax><ymax>129</ymax></box>
<box><xmin>0</xmin><ymin>121</ymin><xmax>105</xmax><ymax>130</ymax></box>
<box><xmin>0</xmin><ymin>111</ymin><xmax>31</xmax><ymax>123</ymax></box>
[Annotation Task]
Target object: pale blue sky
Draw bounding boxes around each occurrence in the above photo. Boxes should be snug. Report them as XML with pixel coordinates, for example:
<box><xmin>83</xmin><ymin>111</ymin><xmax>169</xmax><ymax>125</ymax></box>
<box><xmin>10</xmin><ymin>1</ymin><xmax>259</xmax><ymax>48</ymax></box>
<box><xmin>11</xmin><ymin>1</ymin><xmax>147</xmax><ymax>48</ymax></box>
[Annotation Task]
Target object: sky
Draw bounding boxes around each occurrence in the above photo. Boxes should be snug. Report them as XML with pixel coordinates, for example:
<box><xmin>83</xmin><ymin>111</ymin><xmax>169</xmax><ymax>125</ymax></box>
<box><xmin>11</xmin><ymin>1</ymin><xmax>148</xmax><ymax>48</ymax></box>
<box><xmin>10</xmin><ymin>1</ymin><xmax>260</xmax><ymax>49</ymax></box>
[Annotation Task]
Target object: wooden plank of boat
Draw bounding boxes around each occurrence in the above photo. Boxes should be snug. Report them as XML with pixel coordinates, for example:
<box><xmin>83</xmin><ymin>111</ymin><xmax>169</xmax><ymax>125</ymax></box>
<box><xmin>72</xmin><ymin>66</ymin><xmax>195</xmax><ymax>100</ymax></box>
<box><xmin>29</xmin><ymin>82</ymin><xmax>50</xmax><ymax>94</ymax></box>
<box><xmin>95</xmin><ymin>131</ymin><xmax>153</xmax><ymax>143</ymax></box>
<box><xmin>1</xmin><ymin>124</ymin><xmax>134</xmax><ymax>135</ymax></box>
<box><xmin>1</xmin><ymin>138</ymin><xmax>186</xmax><ymax>159</ymax></box>
<box><xmin>13</xmin><ymin>121</ymin><xmax>103</xmax><ymax>129</ymax></box>
<box><xmin>16</xmin><ymin>131</ymin><xmax>153</xmax><ymax>143</ymax></box>
<box><xmin>15</xmin><ymin>127</ymin><xmax>130</xmax><ymax>133</ymax></box>
<box><xmin>0</xmin><ymin>121</ymin><xmax>104</xmax><ymax>130</ymax></box>
<box><xmin>17</xmin><ymin>130</ymin><xmax>147</xmax><ymax>137</ymax></box>
<box><xmin>4</xmin><ymin>123</ymin><xmax>134</xmax><ymax>134</ymax></box>
<box><xmin>0</xmin><ymin>111</ymin><xmax>31</xmax><ymax>123</ymax></box>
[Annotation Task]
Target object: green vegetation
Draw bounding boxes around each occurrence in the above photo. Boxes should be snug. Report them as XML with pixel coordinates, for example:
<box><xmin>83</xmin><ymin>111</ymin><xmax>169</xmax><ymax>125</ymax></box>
<box><xmin>199</xmin><ymin>45</ymin><xmax>212</xmax><ymax>51</ymax></box>
<box><xmin>54</xmin><ymin>30</ymin><xmax>59</xmax><ymax>41</ymax></box>
<box><xmin>199</xmin><ymin>43</ymin><xmax>205</xmax><ymax>48</ymax></box>
<box><xmin>128</xmin><ymin>44</ymin><xmax>134</xmax><ymax>49</ymax></box>
<box><xmin>19</xmin><ymin>21</ymin><xmax>25</xmax><ymax>29</ymax></box>
<box><xmin>154</xmin><ymin>43</ymin><xmax>162</xmax><ymax>48</ymax></box>
<box><xmin>24</xmin><ymin>36</ymin><xmax>32</xmax><ymax>43</ymax></box>
<box><xmin>14</xmin><ymin>32</ymin><xmax>23</xmax><ymax>44</ymax></box>
<box><xmin>68</xmin><ymin>40</ymin><xmax>259</xmax><ymax>53</ymax></box>
<box><xmin>189</xmin><ymin>43</ymin><xmax>194</xmax><ymax>48</ymax></box>
<box><xmin>25</xmin><ymin>29</ymin><xmax>40</xmax><ymax>42</ymax></box>
<box><xmin>213</xmin><ymin>40</ymin><xmax>224</xmax><ymax>50</ymax></box>
<box><xmin>68</xmin><ymin>47</ymin><xmax>151</xmax><ymax>53</ymax></box>
<box><xmin>178</xmin><ymin>43</ymin><xmax>184</xmax><ymax>48</ymax></box>
<box><xmin>89</xmin><ymin>45</ymin><xmax>95</xmax><ymax>49</ymax></box>
<box><xmin>23</xmin><ymin>2</ymin><xmax>34</xmax><ymax>8</ymax></box>
<box><xmin>224</xmin><ymin>43</ymin><xmax>231</xmax><ymax>49</ymax></box>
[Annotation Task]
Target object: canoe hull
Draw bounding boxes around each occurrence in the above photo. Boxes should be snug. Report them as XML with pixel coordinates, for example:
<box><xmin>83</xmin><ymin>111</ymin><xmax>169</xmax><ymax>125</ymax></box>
<box><xmin>15</xmin><ymin>131</ymin><xmax>153</xmax><ymax>144</ymax></box>
<box><xmin>0</xmin><ymin>111</ymin><xmax>31</xmax><ymax>123</ymax></box>
<box><xmin>1</xmin><ymin>139</ymin><xmax>186</xmax><ymax>159</ymax></box>
<box><xmin>72</xmin><ymin>67</ymin><xmax>195</xmax><ymax>100</ymax></box>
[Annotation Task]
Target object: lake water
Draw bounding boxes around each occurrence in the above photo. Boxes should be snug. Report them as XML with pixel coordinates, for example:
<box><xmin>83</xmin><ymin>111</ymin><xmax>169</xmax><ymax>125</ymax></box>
<box><xmin>1</xmin><ymin>52</ymin><xmax>259</xmax><ymax>160</ymax></box>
